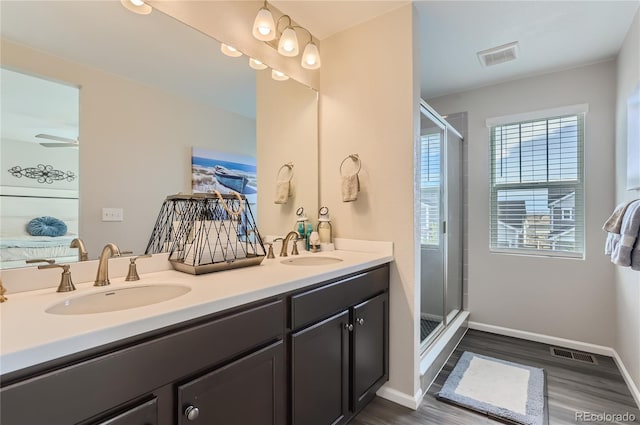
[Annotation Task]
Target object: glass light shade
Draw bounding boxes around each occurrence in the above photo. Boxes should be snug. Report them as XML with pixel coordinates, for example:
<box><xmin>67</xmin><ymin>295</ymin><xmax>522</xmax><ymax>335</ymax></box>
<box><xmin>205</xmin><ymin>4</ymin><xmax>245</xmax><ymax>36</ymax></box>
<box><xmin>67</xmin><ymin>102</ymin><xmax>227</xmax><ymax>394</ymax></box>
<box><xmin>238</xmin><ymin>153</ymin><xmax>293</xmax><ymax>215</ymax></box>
<box><xmin>120</xmin><ymin>0</ymin><xmax>152</xmax><ymax>15</ymax></box>
<box><xmin>220</xmin><ymin>44</ymin><xmax>242</xmax><ymax>58</ymax></box>
<box><xmin>249</xmin><ymin>58</ymin><xmax>268</xmax><ymax>70</ymax></box>
<box><xmin>301</xmin><ymin>42</ymin><xmax>321</xmax><ymax>69</ymax></box>
<box><xmin>252</xmin><ymin>7</ymin><xmax>276</xmax><ymax>41</ymax></box>
<box><xmin>271</xmin><ymin>70</ymin><xmax>289</xmax><ymax>81</ymax></box>
<box><xmin>277</xmin><ymin>27</ymin><xmax>299</xmax><ymax>57</ymax></box>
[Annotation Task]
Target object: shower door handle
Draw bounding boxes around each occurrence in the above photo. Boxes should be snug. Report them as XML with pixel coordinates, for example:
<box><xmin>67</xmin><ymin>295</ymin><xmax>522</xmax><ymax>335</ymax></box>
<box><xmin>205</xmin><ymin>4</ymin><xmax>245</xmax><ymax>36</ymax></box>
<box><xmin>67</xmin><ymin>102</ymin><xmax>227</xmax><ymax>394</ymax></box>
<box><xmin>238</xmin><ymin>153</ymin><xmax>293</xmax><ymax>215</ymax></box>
<box><xmin>442</xmin><ymin>221</ymin><xmax>447</xmax><ymax>234</ymax></box>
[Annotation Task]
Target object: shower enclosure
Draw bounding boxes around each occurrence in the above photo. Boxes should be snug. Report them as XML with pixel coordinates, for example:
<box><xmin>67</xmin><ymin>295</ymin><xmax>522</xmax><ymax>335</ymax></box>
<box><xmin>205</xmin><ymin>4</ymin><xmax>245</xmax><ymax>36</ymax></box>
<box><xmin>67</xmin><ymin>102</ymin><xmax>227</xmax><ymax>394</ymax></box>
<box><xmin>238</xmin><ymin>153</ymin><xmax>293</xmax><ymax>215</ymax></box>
<box><xmin>418</xmin><ymin>101</ymin><xmax>464</xmax><ymax>349</ymax></box>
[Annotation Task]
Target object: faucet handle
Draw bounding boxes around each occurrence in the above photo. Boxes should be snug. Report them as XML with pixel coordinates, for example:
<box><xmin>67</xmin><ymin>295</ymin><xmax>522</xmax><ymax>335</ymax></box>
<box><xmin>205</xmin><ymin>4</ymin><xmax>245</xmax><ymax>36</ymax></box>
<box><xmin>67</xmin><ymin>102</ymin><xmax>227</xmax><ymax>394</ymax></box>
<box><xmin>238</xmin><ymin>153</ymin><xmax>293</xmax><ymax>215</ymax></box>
<box><xmin>265</xmin><ymin>243</ymin><xmax>275</xmax><ymax>259</ymax></box>
<box><xmin>291</xmin><ymin>239</ymin><xmax>300</xmax><ymax>256</ymax></box>
<box><xmin>37</xmin><ymin>263</ymin><xmax>76</xmax><ymax>293</ymax></box>
<box><xmin>125</xmin><ymin>254</ymin><xmax>152</xmax><ymax>281</ymax></box>
<box><xmin>120</xmin><ymin>250</ymin><xmax>134</xmax><ymax>256</ymax></box>
<box><xmin>26</xmin><ymin>258</ymin><xmax>55</xmax><ymax>265</ymax></box>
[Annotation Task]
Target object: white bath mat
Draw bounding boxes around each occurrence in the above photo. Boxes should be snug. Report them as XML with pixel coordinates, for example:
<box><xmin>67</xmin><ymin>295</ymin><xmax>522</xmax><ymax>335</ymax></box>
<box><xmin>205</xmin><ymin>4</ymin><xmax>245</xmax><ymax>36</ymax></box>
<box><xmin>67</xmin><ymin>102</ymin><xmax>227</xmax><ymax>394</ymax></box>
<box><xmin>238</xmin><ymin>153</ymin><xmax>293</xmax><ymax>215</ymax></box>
<box><xmin>437</xmin><ymin>351</ymin><xmax>547</xmax><ymax>425</ymax></box>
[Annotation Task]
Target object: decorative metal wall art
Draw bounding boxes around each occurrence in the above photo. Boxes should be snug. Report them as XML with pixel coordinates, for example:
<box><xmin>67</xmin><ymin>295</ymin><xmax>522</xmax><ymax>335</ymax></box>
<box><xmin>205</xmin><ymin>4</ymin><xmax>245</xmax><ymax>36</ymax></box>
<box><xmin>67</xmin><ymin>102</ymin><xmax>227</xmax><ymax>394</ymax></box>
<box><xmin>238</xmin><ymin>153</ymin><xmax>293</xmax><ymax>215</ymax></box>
<box><xmin>8</xmin><ymin>164</ymin><xmax>76</xmax><ymax>184</ymax></box>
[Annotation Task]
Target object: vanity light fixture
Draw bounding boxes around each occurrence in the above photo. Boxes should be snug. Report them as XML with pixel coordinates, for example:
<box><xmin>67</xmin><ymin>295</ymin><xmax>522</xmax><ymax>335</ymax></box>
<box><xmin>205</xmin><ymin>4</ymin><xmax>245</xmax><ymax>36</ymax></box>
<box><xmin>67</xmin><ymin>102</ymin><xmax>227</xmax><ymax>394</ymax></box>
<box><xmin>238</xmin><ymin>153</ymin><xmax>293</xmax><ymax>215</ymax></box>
<box><xmin>271</xmin><ymin>69</ymin><xmax>289</xmax><ymax>81</ymax></box>
<box><xmin>249</xmin><ymin>58</ymin><xmax>268</xmax><ymax>70</ymax></box>
<box><xmin>221</xmin><ymin>43</ymin><xmax>242</xmax><ymax>58</ymax></box>
<box><xmin>120</xmin><ymin>0</ymin><xmax>152</xmax><ymax>15</ymax></box>
<box><xmin>251</xmin><ymin>2</ymin><xmax>321</xmax><ymax>69</ymax></box>
<box><xmin>252</xmin><ymin>1</ymin><xmax>276</xmax><ymax>41</ymax></box>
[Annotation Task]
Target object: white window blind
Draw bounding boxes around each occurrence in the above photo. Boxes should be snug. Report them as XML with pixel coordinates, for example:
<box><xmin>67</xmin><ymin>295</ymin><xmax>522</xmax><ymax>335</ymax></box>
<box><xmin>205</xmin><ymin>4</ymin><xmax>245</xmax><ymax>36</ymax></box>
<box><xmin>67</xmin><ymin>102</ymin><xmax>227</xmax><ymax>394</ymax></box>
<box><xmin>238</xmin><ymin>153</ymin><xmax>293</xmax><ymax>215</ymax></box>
<box><xmin>420</xmin><ymin>133</ymin><xmax>441</xmax><ymax>246</ymax></box>
<box><xmin>489</xmin><ymin>113</ymin><xmax>585</xmax><ymax>257</ymax></box>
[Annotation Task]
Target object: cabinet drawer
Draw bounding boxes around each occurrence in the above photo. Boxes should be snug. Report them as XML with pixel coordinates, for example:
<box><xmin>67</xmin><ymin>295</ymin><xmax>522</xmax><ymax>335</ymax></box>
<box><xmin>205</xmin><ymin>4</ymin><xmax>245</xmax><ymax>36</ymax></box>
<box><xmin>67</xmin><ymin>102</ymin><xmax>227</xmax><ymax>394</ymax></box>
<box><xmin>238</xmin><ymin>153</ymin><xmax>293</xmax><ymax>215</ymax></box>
<box><xmin>0</xmin><ymin>299</ymin><xmax>284</xmax><ymax>425</ymax></box>
<box><xmin>291</xmin><ymin>265</ymin><xmax>388</xmax><ymax>330</ymax></box>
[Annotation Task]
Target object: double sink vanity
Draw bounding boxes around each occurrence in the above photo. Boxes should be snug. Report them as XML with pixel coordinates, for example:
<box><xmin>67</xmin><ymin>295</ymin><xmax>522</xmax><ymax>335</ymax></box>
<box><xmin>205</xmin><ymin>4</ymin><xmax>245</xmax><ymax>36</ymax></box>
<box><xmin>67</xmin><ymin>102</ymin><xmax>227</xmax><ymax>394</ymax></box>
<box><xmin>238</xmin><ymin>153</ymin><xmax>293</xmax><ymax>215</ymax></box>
<box><xmin>0</xmin><ymin>240</ymin><xmax>392</xmax><ymax>425</ymax></box>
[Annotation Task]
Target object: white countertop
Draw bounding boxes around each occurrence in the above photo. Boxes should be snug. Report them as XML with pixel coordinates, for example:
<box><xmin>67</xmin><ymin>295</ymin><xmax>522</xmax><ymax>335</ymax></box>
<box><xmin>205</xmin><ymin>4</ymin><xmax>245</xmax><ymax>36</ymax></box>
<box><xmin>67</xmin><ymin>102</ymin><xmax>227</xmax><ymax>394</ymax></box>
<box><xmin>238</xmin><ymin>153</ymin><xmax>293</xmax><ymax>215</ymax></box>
<box><xmin>0</xmin><ymin>241</ymin><xmax>392</xmax><ymax>376</ymax></box>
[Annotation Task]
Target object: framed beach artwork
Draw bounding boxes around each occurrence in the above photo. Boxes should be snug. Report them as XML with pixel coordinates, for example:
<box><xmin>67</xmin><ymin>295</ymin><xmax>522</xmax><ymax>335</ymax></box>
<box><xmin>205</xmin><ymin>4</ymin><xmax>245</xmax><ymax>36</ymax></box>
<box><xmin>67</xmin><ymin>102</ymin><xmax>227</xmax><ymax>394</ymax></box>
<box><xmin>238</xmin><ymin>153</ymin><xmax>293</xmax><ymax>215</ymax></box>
<box><xmin>627</xmin><ymin>82</ymin><xmax>640</xmax><ymax>190</ymax></box>
<box><xmin>191</xmin><ymin>148</ymin><xmax>257</xmax><ymax>208</ymax></box>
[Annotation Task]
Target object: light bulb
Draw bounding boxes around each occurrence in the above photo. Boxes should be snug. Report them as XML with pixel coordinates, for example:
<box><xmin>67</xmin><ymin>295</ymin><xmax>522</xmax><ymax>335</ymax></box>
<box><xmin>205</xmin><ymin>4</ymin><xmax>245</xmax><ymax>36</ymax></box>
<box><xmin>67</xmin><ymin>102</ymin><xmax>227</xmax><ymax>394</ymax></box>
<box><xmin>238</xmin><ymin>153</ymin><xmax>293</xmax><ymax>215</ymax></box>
<box><xmin>221</xmin><ymin>44</ymin><xmax>242</xmax><ymax>58</ymax></box>
<box><xmin>249</xmin><ymin>58</ymin><xmax>268</xmax><ymax>70</ymax></box>
<box><xmin>271</xmin><ymin>70</ymin><xmax>289</xmax><ymax>81</ymax></box>
<box><xmin>120</xmin><ymin>0</ymin><xmax>152</xmax><ymax>14</ymax></box>
<box><xmin>277</xmin><ymin>27</ymin><xmax>299</xmax><ymax>57</ymax></box>
<box><xmin>301</xmin><ymin>42</ymin><xmax>321</xmax><ymax>70</ymax></box>
<box><xmin>252</xmin><ymin>7</ymin><xmax>276</xmax><ymax>41</ymax></box>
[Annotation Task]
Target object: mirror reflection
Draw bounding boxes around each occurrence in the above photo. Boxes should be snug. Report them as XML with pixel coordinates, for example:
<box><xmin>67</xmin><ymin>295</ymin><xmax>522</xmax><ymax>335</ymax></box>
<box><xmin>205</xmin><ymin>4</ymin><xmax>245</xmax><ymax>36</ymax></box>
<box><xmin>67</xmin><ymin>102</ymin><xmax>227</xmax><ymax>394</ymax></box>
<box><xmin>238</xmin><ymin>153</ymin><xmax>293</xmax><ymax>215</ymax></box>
<box><xmin>0</xmin><ymin>1</ymin><xmax>318</xmax><ymax>269</ymax></box>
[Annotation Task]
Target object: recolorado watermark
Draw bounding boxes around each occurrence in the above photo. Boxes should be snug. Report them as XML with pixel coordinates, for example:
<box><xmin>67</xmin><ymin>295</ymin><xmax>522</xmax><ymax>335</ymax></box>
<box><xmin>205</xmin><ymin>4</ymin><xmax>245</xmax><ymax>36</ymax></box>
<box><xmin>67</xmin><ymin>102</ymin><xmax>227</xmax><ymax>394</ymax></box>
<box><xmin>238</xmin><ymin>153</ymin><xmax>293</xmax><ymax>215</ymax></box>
<box><xmin>575</xmin><ymin>411</ymin><xmax>637</xmax><ymax>422</ymax></box>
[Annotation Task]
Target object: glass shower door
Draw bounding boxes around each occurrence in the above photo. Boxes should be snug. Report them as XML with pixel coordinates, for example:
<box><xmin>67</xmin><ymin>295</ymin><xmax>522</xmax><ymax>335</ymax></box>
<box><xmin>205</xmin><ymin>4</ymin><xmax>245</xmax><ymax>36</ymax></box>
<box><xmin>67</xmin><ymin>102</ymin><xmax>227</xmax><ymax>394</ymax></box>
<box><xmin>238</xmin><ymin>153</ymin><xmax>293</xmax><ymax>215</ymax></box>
<box><xmin>419</xmin><ymin>103</ymin><xmax>464</xmax><ymax>348</ymax></box>
<box><xmin>419</xmin><ymin>111</ymin><xmax>445</xmax><ymax>344</ymax></box>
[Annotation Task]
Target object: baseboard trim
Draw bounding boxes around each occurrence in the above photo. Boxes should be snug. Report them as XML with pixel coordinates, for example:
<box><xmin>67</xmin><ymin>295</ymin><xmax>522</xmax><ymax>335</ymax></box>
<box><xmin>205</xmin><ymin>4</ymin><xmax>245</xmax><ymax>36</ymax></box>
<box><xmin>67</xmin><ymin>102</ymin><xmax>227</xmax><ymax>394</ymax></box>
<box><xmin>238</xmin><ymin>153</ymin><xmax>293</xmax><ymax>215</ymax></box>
<box><xmin>468</xmin><ymin>321</ymin><xmax>613</xmax><ymax>355</ymax></box>
<box><xmin>468</xmin><ymin>321</ymin><xmax>640</xmax><ymax>408</ymax></box>
<box><xmin>376</xmin><ymin>386</ymin><xmax>423</xmax><ymax>410</ymax></box>
<box><xmin>612</xmin><ymin>349</ymin><xmax>640</xmax><ymax>408</ymax></box>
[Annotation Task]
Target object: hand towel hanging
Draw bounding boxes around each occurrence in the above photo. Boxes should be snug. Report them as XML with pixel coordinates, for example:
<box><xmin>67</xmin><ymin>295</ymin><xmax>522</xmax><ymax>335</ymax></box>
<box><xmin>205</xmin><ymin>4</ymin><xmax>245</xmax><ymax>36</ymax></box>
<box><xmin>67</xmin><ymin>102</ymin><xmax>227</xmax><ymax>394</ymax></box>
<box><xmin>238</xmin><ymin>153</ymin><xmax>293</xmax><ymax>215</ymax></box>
<box><xmin>274</xmin><ymin>163</ymin><xmax>294</xmax><ymax>204</ymax></box>
<box><xmin>340</xmin><ymin>154</ymin><xmax>362</xmax><ymax>202</ymax></box>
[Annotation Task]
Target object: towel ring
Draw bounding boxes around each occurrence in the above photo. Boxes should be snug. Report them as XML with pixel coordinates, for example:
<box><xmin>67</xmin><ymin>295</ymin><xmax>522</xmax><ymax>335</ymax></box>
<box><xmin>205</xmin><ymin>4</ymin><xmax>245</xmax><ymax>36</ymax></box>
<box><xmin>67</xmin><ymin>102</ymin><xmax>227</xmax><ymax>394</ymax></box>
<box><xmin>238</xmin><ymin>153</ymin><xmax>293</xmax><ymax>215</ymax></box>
<box><xmin>276</xmin><ymin>162</ymin><xmax>294</xmax><ymax>182</ymax></box>
<box><xmin>340</xmin><ymin>154</ymin><xmax>361</xmax><ymax>176</ymax></box>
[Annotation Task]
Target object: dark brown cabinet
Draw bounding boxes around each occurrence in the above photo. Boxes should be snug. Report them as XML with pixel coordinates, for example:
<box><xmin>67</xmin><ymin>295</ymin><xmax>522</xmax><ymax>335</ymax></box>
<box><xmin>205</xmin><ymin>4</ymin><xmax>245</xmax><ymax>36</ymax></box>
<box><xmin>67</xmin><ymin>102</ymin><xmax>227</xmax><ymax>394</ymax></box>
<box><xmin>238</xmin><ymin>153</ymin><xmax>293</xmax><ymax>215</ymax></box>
<box><xmin>291</xmin><ymin>310</ymin><xmax>350</xmax><ymax>425</ymax></box>
<box><xmin>290</xmin><ymin>266</ymin><xmax>389</xmax><ymax>425</ymax></box>
<box><xmin>178</xmin><ymin>341</ymin><xmax>285</xmax><ymax>425</ymax></box>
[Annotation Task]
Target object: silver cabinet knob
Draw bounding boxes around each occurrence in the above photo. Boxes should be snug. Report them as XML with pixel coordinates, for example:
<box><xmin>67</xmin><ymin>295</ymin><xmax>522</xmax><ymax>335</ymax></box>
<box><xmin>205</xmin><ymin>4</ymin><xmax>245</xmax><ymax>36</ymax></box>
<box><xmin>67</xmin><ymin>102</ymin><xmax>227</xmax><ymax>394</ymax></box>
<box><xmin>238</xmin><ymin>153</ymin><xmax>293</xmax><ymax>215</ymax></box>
<box><xmin>356</xmin><ymin>318</ymin><xmax>364</xmax><ymax>326</ymax></box>
<box><xmin>184</xmin><ymin>405</ymin><xmax>200</xmax><ymax>421</ymax></box>
<box><xmin>344</xmin><ymin>323</ymin><xmax>354</xmax><ymax>331</ymax></box>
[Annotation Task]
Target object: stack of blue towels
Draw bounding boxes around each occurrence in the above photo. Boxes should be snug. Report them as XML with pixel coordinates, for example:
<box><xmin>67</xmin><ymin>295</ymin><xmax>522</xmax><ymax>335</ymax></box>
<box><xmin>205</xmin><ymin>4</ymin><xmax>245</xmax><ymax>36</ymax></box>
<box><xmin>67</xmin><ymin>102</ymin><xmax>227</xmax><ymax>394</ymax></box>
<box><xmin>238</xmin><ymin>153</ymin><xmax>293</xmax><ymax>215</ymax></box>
<box><xmin>604</xmin><ymin>200</ymin><xmax>640</xmax><ymax>271</ymax></box>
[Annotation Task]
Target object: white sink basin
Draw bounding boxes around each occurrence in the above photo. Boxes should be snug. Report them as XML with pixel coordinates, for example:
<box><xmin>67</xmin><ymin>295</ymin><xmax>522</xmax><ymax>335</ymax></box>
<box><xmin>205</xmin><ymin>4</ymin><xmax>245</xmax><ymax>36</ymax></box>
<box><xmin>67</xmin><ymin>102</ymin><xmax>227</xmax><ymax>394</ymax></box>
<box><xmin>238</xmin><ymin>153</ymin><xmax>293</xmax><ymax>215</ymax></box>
<box><xmin>46</xmin><ymin>284</ymin><xmax>191</xmax><ymax>315</ymax></box>
<box><xmin>280</xmin><ymin>256</ymin><xmax>343</xmax><ymax>266</ymax></box>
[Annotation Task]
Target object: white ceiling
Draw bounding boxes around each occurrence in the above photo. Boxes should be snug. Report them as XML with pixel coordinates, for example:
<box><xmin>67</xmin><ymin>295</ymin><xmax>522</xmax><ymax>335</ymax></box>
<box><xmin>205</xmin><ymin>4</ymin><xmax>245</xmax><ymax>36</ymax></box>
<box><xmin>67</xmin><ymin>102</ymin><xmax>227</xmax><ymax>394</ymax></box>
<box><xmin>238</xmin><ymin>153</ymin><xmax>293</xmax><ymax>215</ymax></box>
<box><xmin>416</xmin><ymin>0</ymin><xmax>639</xmax><ymax>99</ymax></box>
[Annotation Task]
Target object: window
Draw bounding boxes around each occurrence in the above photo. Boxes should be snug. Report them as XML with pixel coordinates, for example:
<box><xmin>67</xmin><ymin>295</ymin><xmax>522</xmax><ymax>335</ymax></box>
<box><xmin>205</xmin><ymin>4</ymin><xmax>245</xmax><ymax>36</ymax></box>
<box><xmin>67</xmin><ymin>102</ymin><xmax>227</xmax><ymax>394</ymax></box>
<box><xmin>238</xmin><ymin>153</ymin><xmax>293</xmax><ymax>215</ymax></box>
<box><xmin>489</xmin><ymin>113</ymin><xmax>584</xmax><ymax>257</ymax></box>
<box><xmin>420</xmin><ymin>133</ymin><xmax>441</xmax><ymax>246</ymax></box>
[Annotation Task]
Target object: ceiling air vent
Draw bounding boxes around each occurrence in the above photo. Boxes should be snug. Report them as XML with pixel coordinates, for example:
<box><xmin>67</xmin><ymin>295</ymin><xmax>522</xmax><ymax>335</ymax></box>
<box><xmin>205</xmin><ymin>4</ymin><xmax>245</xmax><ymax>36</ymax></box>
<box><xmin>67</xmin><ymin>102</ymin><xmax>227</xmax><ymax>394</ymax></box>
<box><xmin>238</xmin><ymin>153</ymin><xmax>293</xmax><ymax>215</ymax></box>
<box><xmin>550</xmin><ymin>347</ymin><xmax>597</xmax><ymax>364</ymax></box>
<box><xmin>477</xmin><ymin>41</ymin><xmax>519</xmax><ymax>67</ymax></box>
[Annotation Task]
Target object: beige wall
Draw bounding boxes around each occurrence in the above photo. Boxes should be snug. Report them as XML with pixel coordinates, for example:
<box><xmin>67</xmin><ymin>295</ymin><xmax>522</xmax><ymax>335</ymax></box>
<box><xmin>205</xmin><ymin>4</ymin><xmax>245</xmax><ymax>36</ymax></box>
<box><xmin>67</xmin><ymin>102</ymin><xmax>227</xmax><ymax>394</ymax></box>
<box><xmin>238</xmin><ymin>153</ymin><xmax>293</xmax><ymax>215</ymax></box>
<box><xmin>256</xmin><ymin>70</ymin><xmax>318</xmax><ymax>235</ymax></box>
<box><xmin>1</xmin><ymin>39</ymin><xmax>256</xmax><ymax>257</ymax></box>
<box><xmin>615</xmin><ymin>9</ymin><xmax>640</xmax><ymax>395</ymax></box>
<box><xmin>428</xmin><ymin>60</ymin><xmax>618</xmax><ymax>347</ymax></box>
<box><xmin>319</xmin><ymin>4</ymin><xmax>421</xmax><ymax>403</ymax></box>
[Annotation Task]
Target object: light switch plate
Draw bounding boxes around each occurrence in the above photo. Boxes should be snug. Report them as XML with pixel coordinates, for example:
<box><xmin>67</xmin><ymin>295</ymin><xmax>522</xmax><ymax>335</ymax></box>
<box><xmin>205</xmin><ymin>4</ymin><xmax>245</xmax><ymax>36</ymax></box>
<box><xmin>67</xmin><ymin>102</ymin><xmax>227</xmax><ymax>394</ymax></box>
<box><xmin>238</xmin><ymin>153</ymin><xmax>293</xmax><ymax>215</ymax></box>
<box><xmin>102</xmin><ymin>207</ymin><xmax>124</xmax><ymax>222</ymax></box>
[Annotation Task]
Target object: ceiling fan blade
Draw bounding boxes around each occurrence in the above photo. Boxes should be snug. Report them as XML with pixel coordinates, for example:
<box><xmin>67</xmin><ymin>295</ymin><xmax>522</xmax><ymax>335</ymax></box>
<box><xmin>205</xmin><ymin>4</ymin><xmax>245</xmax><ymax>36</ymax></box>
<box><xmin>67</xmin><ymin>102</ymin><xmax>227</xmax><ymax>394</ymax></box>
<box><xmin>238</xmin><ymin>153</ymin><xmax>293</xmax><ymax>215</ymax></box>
<box><xmin>35</xmin><ymin>133</ymin><xmax>78</xmax><ymax>144</ymax></box>
<box><xmin>39</xmin><ymin>142</ymin><xmax>79</xmax><ymax>148</ymax></box>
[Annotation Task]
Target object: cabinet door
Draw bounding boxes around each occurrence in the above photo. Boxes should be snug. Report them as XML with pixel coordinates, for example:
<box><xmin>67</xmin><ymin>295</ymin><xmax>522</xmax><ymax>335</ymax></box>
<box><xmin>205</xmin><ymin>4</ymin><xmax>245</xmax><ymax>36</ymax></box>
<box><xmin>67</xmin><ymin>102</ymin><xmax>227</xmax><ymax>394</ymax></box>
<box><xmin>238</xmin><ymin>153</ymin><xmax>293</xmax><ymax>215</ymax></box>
<box><xmin>96</xmin><ymin>398</ymin><xmax>158</xmax><ymax>425</ymax></box>
<box><xmin>291</xmin><ymin>310</ymin><xmax>350</xmax><ymax>425</ymax></box>
<box><xmin>177</xmin><ymin>341</ymin><xmax>284</xmax><ymax>425</ymax></box>
<box><xmin>352</xmin><ymin>293</ymin><xmax>388</xmax><ymax>413</ymax></box>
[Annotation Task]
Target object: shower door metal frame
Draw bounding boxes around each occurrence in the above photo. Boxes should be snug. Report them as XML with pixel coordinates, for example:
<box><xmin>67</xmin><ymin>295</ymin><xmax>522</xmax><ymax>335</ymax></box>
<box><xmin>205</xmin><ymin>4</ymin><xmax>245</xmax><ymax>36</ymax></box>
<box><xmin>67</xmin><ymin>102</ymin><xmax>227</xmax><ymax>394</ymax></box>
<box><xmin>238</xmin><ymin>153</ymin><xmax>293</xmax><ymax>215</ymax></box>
<box><xmin>419</xmin><ymin>100</ymin><xmax>464</xmax><ymax>353</ymax></box>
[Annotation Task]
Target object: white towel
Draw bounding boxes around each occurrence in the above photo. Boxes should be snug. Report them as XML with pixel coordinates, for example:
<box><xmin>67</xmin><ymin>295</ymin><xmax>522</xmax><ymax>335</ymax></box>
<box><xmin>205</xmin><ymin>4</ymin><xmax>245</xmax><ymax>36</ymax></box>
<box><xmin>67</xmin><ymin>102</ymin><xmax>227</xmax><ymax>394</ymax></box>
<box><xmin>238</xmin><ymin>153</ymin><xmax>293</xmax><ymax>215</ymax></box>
<box><xmin>605</xmin><ymin>233</ymin><xmax>620</xmax><ymax>255</ymax></box>
<box><xmin>342</xmin><ymin>174</ymin><xmax>360</xmax><ymax>202</ymax></box>
<box><xmin>603</xmin><ymin>200</ymin><xmax>638</xmax><ymax>233</ymax></box>
<box><xmin>611</xmin><ymin>201</ymin><xmax>640</xmax><ymax>267</ymax></box>
<box><xmin>274</xmin><ymin>180</ymin><xmax>290</xmax><ymax>204</ymax></box>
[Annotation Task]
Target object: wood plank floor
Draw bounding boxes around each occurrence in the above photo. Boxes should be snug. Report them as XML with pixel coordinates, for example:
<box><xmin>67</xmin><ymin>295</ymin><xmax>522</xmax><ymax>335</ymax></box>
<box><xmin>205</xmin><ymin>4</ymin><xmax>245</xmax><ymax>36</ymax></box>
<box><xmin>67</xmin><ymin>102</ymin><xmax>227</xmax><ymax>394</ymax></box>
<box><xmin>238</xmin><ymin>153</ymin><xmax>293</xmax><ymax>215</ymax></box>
<box><xmin>352</xmin><ymin>330</ymin><xmax>640</xmax><ymax>425</ymax></box>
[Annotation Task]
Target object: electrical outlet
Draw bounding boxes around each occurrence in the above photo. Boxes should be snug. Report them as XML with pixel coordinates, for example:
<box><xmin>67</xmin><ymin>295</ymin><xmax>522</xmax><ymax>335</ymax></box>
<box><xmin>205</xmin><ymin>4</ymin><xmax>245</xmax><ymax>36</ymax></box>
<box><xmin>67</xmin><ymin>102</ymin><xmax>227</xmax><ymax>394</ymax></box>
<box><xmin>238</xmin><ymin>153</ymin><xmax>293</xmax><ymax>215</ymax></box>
<box><xmin>102</xmin><ymin>208</ymin><xmax>124</xmax><ymax>222</ymax></box>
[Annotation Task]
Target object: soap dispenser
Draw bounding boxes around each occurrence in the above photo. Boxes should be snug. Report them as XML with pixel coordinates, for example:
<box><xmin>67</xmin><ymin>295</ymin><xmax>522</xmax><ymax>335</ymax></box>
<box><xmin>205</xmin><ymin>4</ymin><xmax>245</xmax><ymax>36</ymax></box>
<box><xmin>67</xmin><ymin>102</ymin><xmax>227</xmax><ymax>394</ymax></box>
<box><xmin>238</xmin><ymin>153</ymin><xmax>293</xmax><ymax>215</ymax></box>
<box><xmin>317</xmin><ymin>206</ymin><xmax>334</xmax><ymax>250</ymax></box>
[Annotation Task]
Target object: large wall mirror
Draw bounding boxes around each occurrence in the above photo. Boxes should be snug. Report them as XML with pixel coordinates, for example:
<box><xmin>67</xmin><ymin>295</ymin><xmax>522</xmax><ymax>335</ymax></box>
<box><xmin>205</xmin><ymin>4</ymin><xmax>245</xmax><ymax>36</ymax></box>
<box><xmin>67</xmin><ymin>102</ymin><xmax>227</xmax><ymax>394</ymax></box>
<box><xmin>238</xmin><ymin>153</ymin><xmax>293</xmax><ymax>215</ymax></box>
<box><xmin>0</xmin><ymin>1</ymin><xmax>318</xmax><ymax>269</ymax></box>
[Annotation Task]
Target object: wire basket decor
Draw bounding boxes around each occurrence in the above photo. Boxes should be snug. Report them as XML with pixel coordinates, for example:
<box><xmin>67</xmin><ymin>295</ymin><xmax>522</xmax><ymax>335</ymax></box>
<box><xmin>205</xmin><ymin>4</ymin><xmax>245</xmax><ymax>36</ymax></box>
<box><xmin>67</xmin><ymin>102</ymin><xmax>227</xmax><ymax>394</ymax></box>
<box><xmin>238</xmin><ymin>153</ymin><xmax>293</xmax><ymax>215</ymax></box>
<box><xmin>145</xmin><ymin>192</ymin><xmax>266</xmax><ymax>275</ymax></box>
